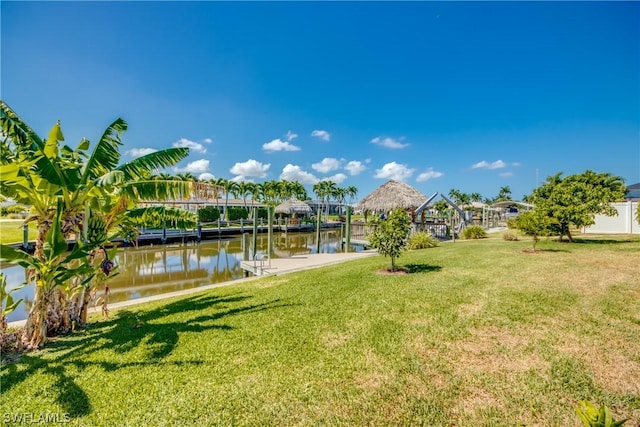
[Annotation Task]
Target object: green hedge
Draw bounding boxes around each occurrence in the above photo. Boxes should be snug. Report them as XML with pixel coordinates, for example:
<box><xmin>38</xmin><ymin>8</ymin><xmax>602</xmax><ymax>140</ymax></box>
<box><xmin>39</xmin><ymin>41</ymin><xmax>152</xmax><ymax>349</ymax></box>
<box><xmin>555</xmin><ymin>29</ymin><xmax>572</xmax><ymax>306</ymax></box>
<box><xmin>198</xmin><ymin>206</ymin><xmax>220</xmax><ymax>222</ymax></box>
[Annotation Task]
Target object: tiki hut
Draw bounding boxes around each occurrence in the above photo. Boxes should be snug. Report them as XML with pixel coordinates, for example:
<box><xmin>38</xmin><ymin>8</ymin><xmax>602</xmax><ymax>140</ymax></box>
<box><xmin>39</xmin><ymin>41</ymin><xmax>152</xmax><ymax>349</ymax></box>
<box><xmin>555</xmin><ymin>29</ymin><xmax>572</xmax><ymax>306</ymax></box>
<box><xmin>275</xmin><ymin>198</ymin><xmax>312</xmax><ymax>216</ymax></box>
<box><xmin>358</xmin><ymin>180</ymin><xmax>428</xmax><ymax>214</ymax></box>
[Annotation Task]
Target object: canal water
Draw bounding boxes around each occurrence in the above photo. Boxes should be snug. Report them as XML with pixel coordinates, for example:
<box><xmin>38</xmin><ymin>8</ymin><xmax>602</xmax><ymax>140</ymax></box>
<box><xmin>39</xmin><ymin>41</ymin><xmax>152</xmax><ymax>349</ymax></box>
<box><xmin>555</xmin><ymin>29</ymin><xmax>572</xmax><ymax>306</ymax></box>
<box><xmin>2</xmin><ymin>230</ymin><xmax>361</xmax><ymax>323</ymax></box>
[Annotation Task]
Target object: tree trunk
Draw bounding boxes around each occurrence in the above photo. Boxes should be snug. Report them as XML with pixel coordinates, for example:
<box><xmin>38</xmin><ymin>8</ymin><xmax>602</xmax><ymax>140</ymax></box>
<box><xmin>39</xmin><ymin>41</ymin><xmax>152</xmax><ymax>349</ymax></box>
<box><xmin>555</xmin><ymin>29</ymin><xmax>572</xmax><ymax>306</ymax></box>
<box><xmin>391</xmin><ymin>256</ymin><xmax>396</xmax><ymax>272</ymax></box>
<box><xmin>566</xmin><ymin>228</ymin><xmax>573</xmax><ymax>242</ymax></box>
<box><xmin>21</xmin><ymin>286</ymin><xmax>50</xmax><ymax>349</ymax></box>
<box><xmin>79</xmin><ymin>286</ymin><xmax>92</xmax><ymax>325</ymax></box>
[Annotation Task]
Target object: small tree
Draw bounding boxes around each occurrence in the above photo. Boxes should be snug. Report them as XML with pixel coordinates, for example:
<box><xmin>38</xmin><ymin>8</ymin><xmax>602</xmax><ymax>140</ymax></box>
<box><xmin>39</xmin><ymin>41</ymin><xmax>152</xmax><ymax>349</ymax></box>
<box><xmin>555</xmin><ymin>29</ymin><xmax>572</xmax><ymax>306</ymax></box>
<box><xmin>368</xmin><ymin>208</ymin><xmax>411</xmax><ymax>272</ymax></box>
<box><xmin>515</xmin><ymin>210</ymin><xmax>550</xmax><ymax>251</ymax></box>
<box><xmin>530</xmin><ymin>171</ymin><xmax>626</xmax><ymax>242</ymax></box>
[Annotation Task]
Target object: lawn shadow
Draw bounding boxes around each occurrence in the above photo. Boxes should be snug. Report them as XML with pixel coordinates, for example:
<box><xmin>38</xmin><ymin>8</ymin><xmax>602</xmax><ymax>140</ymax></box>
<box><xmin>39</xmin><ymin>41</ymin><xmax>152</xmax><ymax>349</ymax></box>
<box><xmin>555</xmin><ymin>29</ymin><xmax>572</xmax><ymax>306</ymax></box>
<box><xmin>571</xmin><ymin>237</ymin><xmax>637</xmax><ymax>245</ymax></box>
<box><xmin>1</xmin><ymin>290</ymin><xmax>295</xmax><ymax>419</ymax></box>
<box><xmin>404</xmin><ymin>263</ymin><xmax>442</xmax><ymax>274</ymax></box>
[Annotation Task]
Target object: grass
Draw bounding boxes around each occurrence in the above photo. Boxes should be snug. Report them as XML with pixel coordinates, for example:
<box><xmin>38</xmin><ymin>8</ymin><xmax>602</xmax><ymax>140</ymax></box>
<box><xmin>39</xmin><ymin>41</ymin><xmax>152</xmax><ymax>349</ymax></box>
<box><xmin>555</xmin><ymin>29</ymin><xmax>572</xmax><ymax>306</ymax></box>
<box><xmin>1</xmin><ymin>235</ymin><xmax>639</xmax><ymax>426</ymax></box>
<box><xmin>0</xmin><ymin>219</ymin><xmax>37</xmax><ymax>245</ymax></box>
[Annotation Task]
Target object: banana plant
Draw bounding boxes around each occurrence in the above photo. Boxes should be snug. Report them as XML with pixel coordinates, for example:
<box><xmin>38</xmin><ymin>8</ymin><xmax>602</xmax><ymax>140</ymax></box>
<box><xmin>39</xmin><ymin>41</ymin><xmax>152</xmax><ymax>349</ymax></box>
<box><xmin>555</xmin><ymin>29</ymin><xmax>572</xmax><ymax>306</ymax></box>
<box><xmin>0</xmin><ymin>101</ymin><xmax>206</xmax><ymax>342</ymax></box>
<box><xmin>575</xmin><ymin>400</ymin><xmax>627</xmax><ymax>427</ymax></box>
<box><xmin>0</xmin><ymin>200</ymin><xmax>97</xmax><ymax>348</ymax></box>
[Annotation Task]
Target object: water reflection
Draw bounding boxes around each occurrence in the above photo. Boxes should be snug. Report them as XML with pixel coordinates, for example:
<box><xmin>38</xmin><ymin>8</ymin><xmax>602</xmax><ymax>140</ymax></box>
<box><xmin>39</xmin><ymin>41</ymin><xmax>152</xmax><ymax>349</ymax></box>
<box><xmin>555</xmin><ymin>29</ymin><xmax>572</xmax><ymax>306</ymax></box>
<box><xmin>2</xmin><ymin>230</ymin><xmax>359</xmax><ymax>322</ymax></box>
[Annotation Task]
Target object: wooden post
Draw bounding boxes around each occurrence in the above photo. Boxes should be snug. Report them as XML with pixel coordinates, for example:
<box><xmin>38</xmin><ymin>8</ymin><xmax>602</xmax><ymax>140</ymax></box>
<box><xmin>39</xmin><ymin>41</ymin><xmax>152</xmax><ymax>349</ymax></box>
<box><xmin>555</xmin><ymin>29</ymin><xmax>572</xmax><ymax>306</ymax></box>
<box><xmin>267</xmin><ymin>206</ymin><xmax>274</xmax><ymax>260</ymax></box>
<box><xmin>252</xmin><ymin>208</ymin><xmax>258</xmax><ymax>260</ymax></box>
<box><xmin>345</xmin><ymin>206</ymin><xmax>351</xmax><ymax>252</ymax></box>
<box><xmin>316</xmin><ymin>207</ymin><xmax>321</xmax><ymax>253</ymax></box>
<box><xmin>22</xmin><ymin>223</ymin><xmax>29</xmax><ymax>249</ymax></box>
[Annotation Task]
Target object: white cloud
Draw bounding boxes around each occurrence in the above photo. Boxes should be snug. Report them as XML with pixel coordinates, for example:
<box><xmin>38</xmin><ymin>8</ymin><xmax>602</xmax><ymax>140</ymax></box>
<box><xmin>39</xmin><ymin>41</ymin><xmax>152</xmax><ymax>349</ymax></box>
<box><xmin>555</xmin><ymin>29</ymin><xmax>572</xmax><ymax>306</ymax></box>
<box><xmin>173</xmin><ymin>138</ymin><xmax>207</xmax><ymax>153</ymax></box>
<box><xmin>311</xmin><ymin>130</ymin><xmax>331</xmax><ymax>141</ymax></box>
<box><xmin>173</xmin><ymin>159</ymin><xmax>210</xmax><ymax>174</ymax></box>
<box><xmin>229</xmin><ymin>159</ymin><xmax>270</xmax><ymax>178</ymax></box>
<box><xmin>344</xmin><ymin>160</ymin><xmax>366</xmax><ymax>176</ymax></box>
<box><xmin>416</xmin><ymin>168</ymin><xmax>444</xmax><ymax>182</ymax></box>
<box><xmin>512</xmin><ymin>162</ymin><xmax>522</xmax><ymax>167</ymax></box>
<box><xmin>279</xmin><ymin>164</ymin><xmax>319</xmax><ymax>184</ymax></box>
<box><xmin>370</xmin><ymin>136</ymin><xmax>409</xmax><ymax>149</ymax></box>
<box><xmin>471</xmin><ymin>160</ymin><xmax>507</xmax><ymax>170</ymax></box>
<box><xmin>312</xmin><ymin>157</ymin><xmax>341</xmax><ymax>173</ymax></box>
<box><xmin>231</xmin><ymin>175</ymin><xmax>254</xmax><ymax>183</ymax></box>
<box><xmin>374</xmin><ymin>162</ymin><xmax>415</xmax><ymax>181</ymax></box>
<box><xmin>126</xmin><ymin>147</ymin><xmax>157</xmax><ymax>157</ymax></box>
<box><xmin>202</xmin><ymin>138</ymin><xmax>213</xmax><ymax>144</ymax></box>
<box><xmin>198</xmin><ymin>172</ymin><xmax>215</xmax><ymax>181</ymax></box>
<box><xmin>285</xmin><ymin>131</ymin><xmax>298</xmax><ymax>142</ymax></box>
<box><xmin>499</xmin><ymin>171</ymin><xmax>514</xmax><ymax>177</ymax></box>
<box><xmin>263</xmin><ymin>138</ymin><xmax>301</xmax><ymax>152</ymax></box>
<box><xmin>324</xmin><ymin>173</ymin><xmax>347</xmax><ymax>184</ymax></box>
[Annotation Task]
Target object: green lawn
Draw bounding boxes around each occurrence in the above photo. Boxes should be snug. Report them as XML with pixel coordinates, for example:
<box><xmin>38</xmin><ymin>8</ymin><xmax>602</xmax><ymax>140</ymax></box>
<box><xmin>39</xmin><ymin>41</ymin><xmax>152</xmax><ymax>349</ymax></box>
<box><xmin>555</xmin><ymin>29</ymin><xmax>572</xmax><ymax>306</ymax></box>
<box><xmin>2</xmin><ymin>235</ymin><xmax>639</xmax><ymax>426</ymax></box>
<box><xmin>0</xmin><ymin>219</ymin><xmax>37</xmax><ymax>245</ymax></box>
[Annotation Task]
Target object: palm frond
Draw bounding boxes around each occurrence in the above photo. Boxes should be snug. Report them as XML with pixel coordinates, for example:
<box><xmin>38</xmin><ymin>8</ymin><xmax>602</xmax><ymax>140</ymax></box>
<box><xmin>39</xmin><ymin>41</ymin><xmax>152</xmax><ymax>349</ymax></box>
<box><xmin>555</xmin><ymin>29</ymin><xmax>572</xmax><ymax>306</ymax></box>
<box><xmin>117</xmin><ymin>148</ymin><xmax>189</xmax><ymax>181</ymax></box>
<box><xmin>80</xmin><ymin>118</ymin><xmax>127</xmax><ymax>184</ymax></box>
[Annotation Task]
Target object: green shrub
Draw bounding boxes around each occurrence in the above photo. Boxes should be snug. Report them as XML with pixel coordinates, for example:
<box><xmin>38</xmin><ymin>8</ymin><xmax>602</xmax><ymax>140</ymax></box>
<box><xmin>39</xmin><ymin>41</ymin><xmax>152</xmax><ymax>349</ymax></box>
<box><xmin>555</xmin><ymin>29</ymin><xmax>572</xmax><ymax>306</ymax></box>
<box><xmin>227</xmin><ymin>207</ymin><xmax>249</xmax><ymax>221</ymax></box>
<box><xmin>575</xmin><ymin>400</ymin><xmax>626</xmax><ymax>427</ymax></box>
<box><xmin>408</xmin><ymin>232</ymin><xmax>439</xmax><ymax>249</ymax></box>
<box><xmin>503</xmin><ymin>232</ymin><xmax>519</xmax><ymax>241</ymax></box>
<box><xmin>257</xmin><ymin>207</ymin><xmax>269</xmax><ymax>220</ymax></box>
<box><xmin>461</xmin><ymin>225</ymin><xmax>487</xmax><ymax>239</ymax></box>
<box><xmin>506</xmin><ymin>218</ymin><xmax>518</xmax><ymax>229</ymax></box>
<box><xmin>198</xmin><ymin>206</ymin><xmax>220</xmax><ymax>222</ymax></box>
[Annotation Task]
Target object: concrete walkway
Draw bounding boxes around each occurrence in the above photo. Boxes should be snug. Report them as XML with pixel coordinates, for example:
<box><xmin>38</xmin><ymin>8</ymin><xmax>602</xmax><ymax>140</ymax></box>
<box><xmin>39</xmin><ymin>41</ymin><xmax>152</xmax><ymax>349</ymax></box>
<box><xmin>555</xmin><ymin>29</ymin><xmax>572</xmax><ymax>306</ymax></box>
<box><xmin>241</xmin><ymin>250</ymin><xmax>378</xmax><ymax>276</ymax></box>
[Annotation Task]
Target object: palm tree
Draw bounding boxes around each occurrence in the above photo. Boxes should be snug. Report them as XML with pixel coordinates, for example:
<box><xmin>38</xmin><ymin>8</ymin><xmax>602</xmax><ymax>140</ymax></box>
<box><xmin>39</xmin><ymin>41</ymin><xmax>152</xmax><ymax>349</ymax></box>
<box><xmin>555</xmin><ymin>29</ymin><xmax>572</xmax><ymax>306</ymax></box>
<box><xmin>347</xmin><ymin>185</ymin><xmax>358</xmax><ymax>206</ymax></box>
<box><xmin>335</xmin><ymin>187</ymin><xmax>347</xmax><ymax>214</ymax></box>
<box><xmin>470</xmin><ymin>192</ymin><xmax>482</xmax><ymax>203</ymax></box>
<box><xmin>222</xmin><ymin>179</ymin><xmax>239</xmax><ymax>221</ymax></box>
<box><xmin>291</xmin><ymin>181</ymin><xmax>308</xmax><ymax>200</ymax></box>
<box><xmin>497</xmin><ymin>186</ymin><xmax>512</xmax><ymax>202</ymax></box>
<box><xmin>237</xmin><ymin>181</ymin><xmax>252</xmax><ymax>214</ymax></box>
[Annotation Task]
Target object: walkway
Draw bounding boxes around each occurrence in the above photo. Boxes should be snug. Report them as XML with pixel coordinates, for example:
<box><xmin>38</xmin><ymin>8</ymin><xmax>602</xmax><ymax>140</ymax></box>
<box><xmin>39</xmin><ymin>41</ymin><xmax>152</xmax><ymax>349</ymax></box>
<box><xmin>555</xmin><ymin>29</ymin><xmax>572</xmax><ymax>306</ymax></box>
<box><xmin>241</xmin><ymin>250</ymin><xmax>378</xmax><ymax>276</ymax></box>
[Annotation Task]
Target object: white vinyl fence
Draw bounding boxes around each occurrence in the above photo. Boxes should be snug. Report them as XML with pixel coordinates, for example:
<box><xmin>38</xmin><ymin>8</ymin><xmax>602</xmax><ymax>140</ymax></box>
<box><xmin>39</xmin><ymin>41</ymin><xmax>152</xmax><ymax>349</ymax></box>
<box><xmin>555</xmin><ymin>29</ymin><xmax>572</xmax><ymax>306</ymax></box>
<box><xmin>583</xmin><ymin>201</ymin><xmax>639</xmax><ymax>234</ymax></box>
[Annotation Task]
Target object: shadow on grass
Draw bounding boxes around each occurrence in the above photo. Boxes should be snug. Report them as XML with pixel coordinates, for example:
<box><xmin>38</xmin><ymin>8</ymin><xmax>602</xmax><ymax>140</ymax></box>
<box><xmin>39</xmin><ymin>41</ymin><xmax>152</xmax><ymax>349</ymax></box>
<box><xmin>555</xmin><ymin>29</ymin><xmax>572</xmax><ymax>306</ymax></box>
<box><xmin>0</xmin><ymin>290</ymin><xmax>294</xmax><ymax>418</ymax></box>
<box><xmin>538</xmin><ymin>248</ymin><xmax>571</xmax><ymax>253</ymax></box>
<box><xmin>571</xmin><ymin>238</ymin><xmax>637</xmax><ymax>245</ymax></box>
<box><xmin>404</xmin><ymin>263</ymin><xmax>442</xmax><ymax>274</ymax></box>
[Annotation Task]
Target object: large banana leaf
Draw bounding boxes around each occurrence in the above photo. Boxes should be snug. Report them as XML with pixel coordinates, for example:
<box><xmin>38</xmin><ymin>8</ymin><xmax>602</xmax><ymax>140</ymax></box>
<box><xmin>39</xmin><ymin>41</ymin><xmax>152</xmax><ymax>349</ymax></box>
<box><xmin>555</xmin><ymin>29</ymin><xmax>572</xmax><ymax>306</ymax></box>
<box><xmin>80</xmin><ymin>118</ymin><xmax>127</xmax><ymax>184</ymax></box>
<box><xmin>0</xmin><ymin>102</ymin><xmax>67</xmax><ymax>188</ymax></box>
<box><xmin>120</xmin><ymin>179</ymin><xmax>194</xmax><ymax>201</ymax></box>
<box><xmin>126</xmin><ymin>206</ymin><xmax>197</xmax><ymax>229</ymax></box>
<box><xmin>116</xmin><ymin>147</ymin><xmax>189</xmax><ymax>181</ymax></box>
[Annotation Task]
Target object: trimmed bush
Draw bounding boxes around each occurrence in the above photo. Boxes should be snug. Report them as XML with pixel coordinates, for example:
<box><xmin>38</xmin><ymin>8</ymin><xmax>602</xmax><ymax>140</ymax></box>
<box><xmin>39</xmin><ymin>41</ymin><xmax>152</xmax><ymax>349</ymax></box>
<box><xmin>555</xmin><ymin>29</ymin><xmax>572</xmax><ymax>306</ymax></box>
<box><xmin>227</xmin><ymin>207</ymin><xmax>249</xmax><ymax>221</ymax></box>
<box><xmin>198</xmin><ymin>206</ymin><xmax>220</xmax><ymax>222</ymax></box>
<box><xmin>408</xmin><ymin>232</ymin><xmax>440</xmax><ymax>249</ymax></box>
<box><xmin>461</xmin><ymin>225</ymin><xmax>487</xmax><ymax>239</ymax></box>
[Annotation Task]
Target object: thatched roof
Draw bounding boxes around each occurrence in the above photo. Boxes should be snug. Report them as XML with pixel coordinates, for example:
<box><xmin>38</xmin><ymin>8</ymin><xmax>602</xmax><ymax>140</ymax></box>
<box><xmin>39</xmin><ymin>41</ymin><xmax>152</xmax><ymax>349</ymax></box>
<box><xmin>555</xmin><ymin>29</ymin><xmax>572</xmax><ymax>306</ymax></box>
<box><xmin>358</xmin><ymin>180</ymin><xmax>428</xmax><ymax>213</ymax></box>
<box><xmin>275</xmin><ymin>198</ymin><xmax>312</xmax><ymax>215</ymax></box>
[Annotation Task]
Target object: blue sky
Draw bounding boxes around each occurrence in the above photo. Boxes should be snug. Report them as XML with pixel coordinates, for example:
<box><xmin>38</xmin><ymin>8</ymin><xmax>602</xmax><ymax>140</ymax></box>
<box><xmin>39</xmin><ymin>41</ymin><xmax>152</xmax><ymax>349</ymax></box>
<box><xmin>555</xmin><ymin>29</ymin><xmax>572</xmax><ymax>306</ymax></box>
<box><xmin>2</xmin><ymin>1</ymin><xmax>639</xmax><ymax>201</ymax></box>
